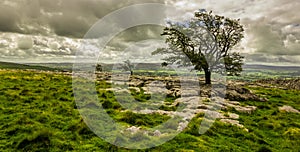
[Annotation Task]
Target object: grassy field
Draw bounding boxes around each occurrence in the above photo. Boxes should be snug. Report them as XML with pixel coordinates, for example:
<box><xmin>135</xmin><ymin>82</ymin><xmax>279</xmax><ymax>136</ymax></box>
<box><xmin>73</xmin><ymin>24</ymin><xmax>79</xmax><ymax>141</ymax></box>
<box><xmin>0</xmin><ymin>69</ymin><xmax>299</xmax><ymax>151</ymax></box>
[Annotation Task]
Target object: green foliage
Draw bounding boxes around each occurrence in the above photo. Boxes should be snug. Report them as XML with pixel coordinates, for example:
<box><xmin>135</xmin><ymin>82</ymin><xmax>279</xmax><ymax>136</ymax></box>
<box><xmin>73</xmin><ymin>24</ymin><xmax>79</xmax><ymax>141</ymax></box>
<box><xmin>224</xmin><ymin>52</ymin><xmax>244</xmax><ymax>76</ymax></box>
<box><xmin>161</xmin><ymin>62</ymin><xmax>168</xmax><ymax>67</ymax></box>
<box><xmin>153</xmin><ymin>10</ymin><xmax>245</xmax><ymax>84</ymax></box>
<box><xmin>194</xmin><ymin>11</ymin><xmax>244</xmax><ymax>52</ymax></box>
<box><xmin>96</xmin><ymin>64</ymin><xmax>103</xmax><ymax>72</ymax></box>
<box><xmin>115</xmin><ymin>111</ymin><xmax>170</xmax><ymax>128</ymax></box>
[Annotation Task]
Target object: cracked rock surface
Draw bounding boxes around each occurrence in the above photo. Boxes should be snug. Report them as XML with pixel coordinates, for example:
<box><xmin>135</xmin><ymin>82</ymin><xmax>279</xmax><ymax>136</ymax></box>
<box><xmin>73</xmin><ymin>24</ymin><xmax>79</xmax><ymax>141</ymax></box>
<box><xmin>97</xmin><ymin>74</ymin><xmax>263</xmax><ymax>133</ymax></box>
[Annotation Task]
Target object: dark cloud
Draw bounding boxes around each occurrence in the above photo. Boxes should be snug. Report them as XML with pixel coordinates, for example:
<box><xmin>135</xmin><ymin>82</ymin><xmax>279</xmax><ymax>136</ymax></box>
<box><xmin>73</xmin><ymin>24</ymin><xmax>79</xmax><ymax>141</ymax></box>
<box><xmin>107</xmin><ymin>25</ymin><xmax>164</xmax><ymax>50</ymax></box>
<box><xmin>0</xmin><ymin>5</ymin><xmax>21</xmax><ymax>32</ymax></box>
<box><xmin>22</xmin><ymin>0</ymin><xmax>41</xmax><ymax>19</ymax></box>
<box><xmin>244</xmin><ymin>53</ymin><xmax>300</xmax><ymax>65</ymax></box>
<box><xmin>49</xmin><ymin>14</ymin><xmax>90</xmax><ymax>38</ymax></box>
<box><xmin>0</xmin><ymin>0</ymin><xmax>165</xmax><ymax>38</ymax></box>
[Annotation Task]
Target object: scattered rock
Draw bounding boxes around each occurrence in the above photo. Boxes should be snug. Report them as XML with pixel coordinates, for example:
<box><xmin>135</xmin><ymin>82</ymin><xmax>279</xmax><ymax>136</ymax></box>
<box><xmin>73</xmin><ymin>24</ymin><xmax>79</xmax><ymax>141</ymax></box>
<box><xmin>182</xmin><ymin>89</ymin><xmax>199</xmax><ymax>97</ymax></box>
<box><xmin>149</xmin><ymin>87</ymin><xmax>168</xmax><ymax>94</ymax></box>
<box><xmin>128</xmin><ymin>80</ymin><xmax>144</xmax><ymax>87</ymax></box>
<box><xmin>228</xmin><ymin>101</ymin><xmax>240</xmax><ymax>105</ymax></box>
<box><xmin>234</xmin><ymin>105</ymin><xmax>257</xmax><ymax>114</ymax></box>
<box><xmin>220</xmin><ymin>119</ymin><xmax>239</xmax><ymax>125</ymax></box>
<box><xmin>226</xmin><ymin>89</ymin><xmax>266</xmax><ymax>102</ymax></box>
<box><xmin>220</xmin><ymin>119</ymin><xmax>243</xmax><ymax>128</ymax></box>
<box><xmin>128</xmin><ymin>87</ymin><xmax>140</xmax><ymax>93</ymax></box>
<box><xmin>143</xmin><ymin>92</ymin><xmax>152</xmax><ymax>95</ymax></box>
<box><xmin>115</xmin><ymin>89</ymin><xmax>131</xmax><ymax>94</ymax></box>
<box><xmin>197</xmin><ymin>105</ymin><xmax>209</xmax><ymax>109</ymax></box>
<box><xmin>105</xmin><ymin>87</ymin><xmax>121</xmax><ymax>92</ymax></box>
<box><xmin>177</xmin><ymin>121</ymin><xmax>189</xmax><ymax>132</ymax></box>
<box><xmin>141</xmin><ymin>87</ymin><xmax>148</xmax><ymax>93</ymax></box>
<box><xmin>126</xmin><ymin>126</ymin><xmax>140</xmax><ymax>134</ymax></box>
<box><xmin>228</xmin><ymin>113</ymin><xmax>239</xmax><ymax>119</ymax></box>
<box><xmin>206</xmin><ymin>110</ymin><xmax>223</xmax><ymax>119</ymax></box>
<box><xmin>153</xmin><ymin>130</ymin><xmax>161</xmax><ymax>136</ymax></box>
<box><xmin>279</xmin><ymin>105</ymin><xmax>300</xmax><ymax>114</ymax></box>
<box><xmin>200</xmin><ymin>89</ymin><xmax>211</xmax><ymax>97</ymax></box>
<box><xmin>256</xmin><ymin>78</ymin><xmax>300</xmax><ymax>90</ymax></box>
<box><xmin>226</xmin><ymin>85</ymin><xmax>267</xmax><ymax>102</ymax></box>
<box><xmin>112</xmin><ymin>81</ymin><xmax>127</xmax><ymax>85</ymax></box>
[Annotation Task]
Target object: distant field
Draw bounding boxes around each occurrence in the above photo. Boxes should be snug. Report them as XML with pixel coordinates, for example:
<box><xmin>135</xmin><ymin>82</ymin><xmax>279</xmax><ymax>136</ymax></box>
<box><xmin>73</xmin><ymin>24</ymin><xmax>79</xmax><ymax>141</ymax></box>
<box><xmin>27</xmin><ymin>62</ymin><xmax>73</xmax><ymax>72</ymax></box>
<box><xmin>236</xmin><ymin>64</ymin><xmax>300</xmax><ymax>81</ymax></box>
<box><xmin>1</xmin><ymin>61</ymin><xmax>300</xmax><ymax>82</ymax></box>
<box><xmin>27</xmin><ymin>62</ymin><xmax>300</xmax><ymax>81</ymax></box>
<box><xmin>0</xmin><ymin>70</ymin><xmax>299</xmax><ymax>151</ymax></box>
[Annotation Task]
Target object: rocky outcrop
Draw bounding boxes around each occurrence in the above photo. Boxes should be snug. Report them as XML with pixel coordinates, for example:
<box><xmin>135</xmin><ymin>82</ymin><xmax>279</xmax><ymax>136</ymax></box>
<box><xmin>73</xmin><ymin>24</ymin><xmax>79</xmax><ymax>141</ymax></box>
<box><xmin>96</xmin><ymin>73</ymin><xmax>270</xmax><ymax>133</ymax></box>
<box><xmin>226</xmin><ymin>84</ymin><xmax>267</xmax><ymax>102</ymax></box>
<box><xmin>98</xmin><ymin>73</ymin><xmax>267</xmax><ymax>102</ymax></box>
<box><xmin>255</xmin><ymin>78</ymin><xmax>300</xmax><ymax>90</ymax></box>
<box><xmin>125</xmin><ymin>126</ymin><xmax>140</xmax><ymax>134</ymax></box>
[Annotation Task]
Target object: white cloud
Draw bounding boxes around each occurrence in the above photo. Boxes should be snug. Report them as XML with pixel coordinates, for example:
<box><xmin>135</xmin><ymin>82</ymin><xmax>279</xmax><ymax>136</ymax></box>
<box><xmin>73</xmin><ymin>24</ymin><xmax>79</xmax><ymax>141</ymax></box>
<box><xmin>17</xmin><ymin>36</ymin><xmax>33</xmax><ymax>50</ymax></box>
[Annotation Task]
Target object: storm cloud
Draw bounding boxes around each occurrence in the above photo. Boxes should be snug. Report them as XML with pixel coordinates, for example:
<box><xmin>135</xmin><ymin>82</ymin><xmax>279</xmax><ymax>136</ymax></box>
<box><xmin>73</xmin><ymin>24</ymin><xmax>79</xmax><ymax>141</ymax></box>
<box><xmin>0</xmin><ymin>4</ymin><xmax>21</xmax><ymax>33</ymax></box>
<box><xmin>0</xmin><ymin>0</ymin><xmax>165</xmax><ymax>38</ymax></box>
<box><xmin>0</xmin><ymin>0</ymin><xmax>299</xmax><ymax>64</ymax></box>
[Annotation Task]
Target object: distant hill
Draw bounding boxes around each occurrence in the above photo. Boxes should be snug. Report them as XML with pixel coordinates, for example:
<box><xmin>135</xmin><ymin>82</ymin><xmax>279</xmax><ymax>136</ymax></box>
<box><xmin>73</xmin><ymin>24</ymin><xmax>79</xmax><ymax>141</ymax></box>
<box><xmin>243</xmin><ymin>64</ymin><xmax>300</xmax><ymax>71</ymax></box>
<box><xmin>26</xmin><ymin>63</ymin><xmax>73</xmax><ymax>72</ymax></box>
<box><xmin>0</xmin><ymin>61</ymin><xmax>60</xmax><ymax>71</ymax></box>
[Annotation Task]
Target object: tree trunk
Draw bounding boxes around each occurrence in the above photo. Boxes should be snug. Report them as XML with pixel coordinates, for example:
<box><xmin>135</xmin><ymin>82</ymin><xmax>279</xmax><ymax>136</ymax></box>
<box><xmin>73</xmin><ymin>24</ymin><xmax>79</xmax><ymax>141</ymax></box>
<box><xmin>204</xmin><ymin>69</ymin><xmax>211</xmax><ymax>84</ymax></box>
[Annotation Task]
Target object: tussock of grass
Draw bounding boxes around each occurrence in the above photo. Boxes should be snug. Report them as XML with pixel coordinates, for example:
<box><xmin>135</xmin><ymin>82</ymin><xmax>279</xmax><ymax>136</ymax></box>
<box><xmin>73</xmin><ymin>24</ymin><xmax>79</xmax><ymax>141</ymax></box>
<box><xmin>115</xmin><ymin>111</ymin><xmax>170</xmax><ymax>128</ymax></box>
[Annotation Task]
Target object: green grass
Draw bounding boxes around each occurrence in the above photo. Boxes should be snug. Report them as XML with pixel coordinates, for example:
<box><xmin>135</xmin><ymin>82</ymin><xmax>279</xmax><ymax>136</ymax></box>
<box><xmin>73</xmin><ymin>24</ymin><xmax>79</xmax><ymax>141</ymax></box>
<box><xmin>0</xmin><ymin>70</ymin><xmax>299</xmax><ymax>151</ymax></box>
<box><xmin>228</xmin><ymin>69</ymin><xmax>300</xmax><ymax>81</ymax></box>
<box><xmin>218</xmin><ymin>86</ymin><xmax>300</xmax><ymax>151</ymax></box>
<box><xmin>238</xmin><ymin>87</ymin><xmax>300</xmax><ymax>151</ymax></box>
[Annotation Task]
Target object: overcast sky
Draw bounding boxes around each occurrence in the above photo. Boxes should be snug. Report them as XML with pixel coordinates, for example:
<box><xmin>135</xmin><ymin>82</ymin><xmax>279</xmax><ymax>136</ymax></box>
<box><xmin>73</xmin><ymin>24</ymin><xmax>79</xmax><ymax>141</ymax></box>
<box><xmin>0</xmin><ymin>0</ymin><xmax>299</xmax><ymax>65</ymax></box>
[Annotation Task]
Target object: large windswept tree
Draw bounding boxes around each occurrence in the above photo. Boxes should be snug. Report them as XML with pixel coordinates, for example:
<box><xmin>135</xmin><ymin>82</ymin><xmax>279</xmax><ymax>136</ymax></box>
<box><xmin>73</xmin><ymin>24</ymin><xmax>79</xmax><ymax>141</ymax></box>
<box><xmin>152</xmin><ymin>10</ymin><xmax>244</xmax><ymax>84</ymax></box>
